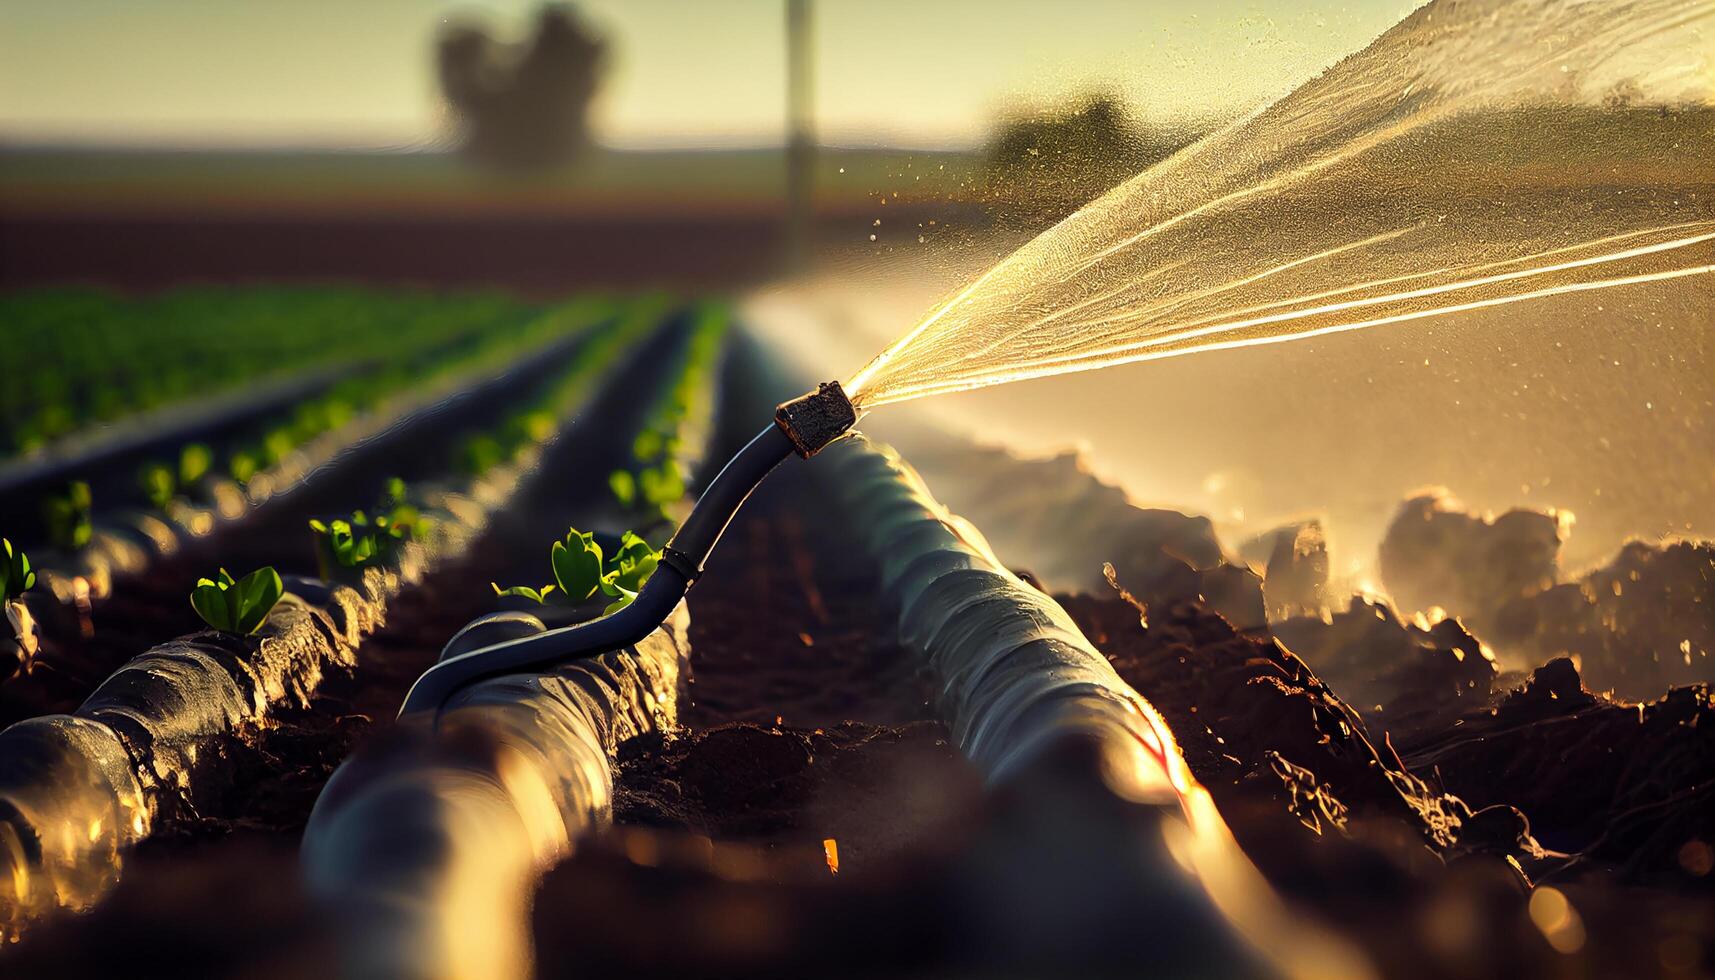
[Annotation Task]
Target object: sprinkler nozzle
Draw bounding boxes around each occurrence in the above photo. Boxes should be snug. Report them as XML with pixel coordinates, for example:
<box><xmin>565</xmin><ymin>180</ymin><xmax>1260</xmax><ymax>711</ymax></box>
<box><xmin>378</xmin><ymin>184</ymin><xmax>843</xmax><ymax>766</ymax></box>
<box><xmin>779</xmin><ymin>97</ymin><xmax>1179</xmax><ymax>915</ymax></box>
<box><xmin>775</xmin><ymin>381</ymin><xmax>857</xmax><ymax>458</ymax></box>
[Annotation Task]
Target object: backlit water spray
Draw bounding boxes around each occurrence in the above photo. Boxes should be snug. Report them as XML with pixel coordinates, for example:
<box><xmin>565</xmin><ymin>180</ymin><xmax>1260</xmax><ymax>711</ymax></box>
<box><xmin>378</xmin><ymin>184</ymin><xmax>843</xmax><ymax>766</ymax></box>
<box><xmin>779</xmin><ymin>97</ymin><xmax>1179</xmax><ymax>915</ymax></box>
<box><xmin>845</xmin><ymin>0</ymin><xmax>1714</xmax><ymax>409</ymax></box>
<box><xmin>410</xmin><ymin>0</ymin><xmax>1712</xmax><ymax>715</ymax></box>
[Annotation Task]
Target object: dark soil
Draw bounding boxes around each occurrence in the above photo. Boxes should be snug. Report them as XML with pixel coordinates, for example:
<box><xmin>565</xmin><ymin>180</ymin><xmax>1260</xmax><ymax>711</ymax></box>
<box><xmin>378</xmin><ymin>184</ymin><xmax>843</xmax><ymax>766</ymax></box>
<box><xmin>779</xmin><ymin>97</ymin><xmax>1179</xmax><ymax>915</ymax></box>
<box><xmin>6</xmin><ymin>340</ymin><xmax>1714</xmax><ymax>979</ymax></box>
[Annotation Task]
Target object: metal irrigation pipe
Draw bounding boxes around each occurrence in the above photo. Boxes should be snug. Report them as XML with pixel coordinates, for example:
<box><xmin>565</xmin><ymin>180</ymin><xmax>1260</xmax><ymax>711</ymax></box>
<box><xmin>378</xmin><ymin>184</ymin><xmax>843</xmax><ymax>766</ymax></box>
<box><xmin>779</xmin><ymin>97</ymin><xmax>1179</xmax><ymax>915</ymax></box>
<box><xmin>396</xmin><ymin>381</ymin><xmax>858</xmax><ymax>720</ymax></box>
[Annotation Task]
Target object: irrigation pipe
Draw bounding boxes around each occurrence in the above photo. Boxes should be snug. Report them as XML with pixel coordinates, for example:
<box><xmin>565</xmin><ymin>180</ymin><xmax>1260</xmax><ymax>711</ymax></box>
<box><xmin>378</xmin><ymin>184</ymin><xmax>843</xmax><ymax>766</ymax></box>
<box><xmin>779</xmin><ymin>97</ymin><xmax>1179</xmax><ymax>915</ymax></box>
<box><xmin>301</xmin><ymin>609</ymin><xmax>688</xmax><ymax>980</ymax></box>
<box><xmin>298</xmin><ymin>330</ymin><xmax>730</xmax><ymax>980</ymax></box>
<box><xmin>388</xmin><ymin>372</ymin><xmax>1366</xmax><ymax>976</ymax></box>
<box><xmin>822</xmin><ymin>432</ymin><xmax>1373</xmax><ymax>979</ymax></box>
<box><xmin>0</xmin><ymin>318</ymin><xmax>661</xmax><ymax>938</ymax></box>
<box><xmin>395</xmin><ymin>380</ymin><xmax>857</xmax><ymax>719</ymax></box>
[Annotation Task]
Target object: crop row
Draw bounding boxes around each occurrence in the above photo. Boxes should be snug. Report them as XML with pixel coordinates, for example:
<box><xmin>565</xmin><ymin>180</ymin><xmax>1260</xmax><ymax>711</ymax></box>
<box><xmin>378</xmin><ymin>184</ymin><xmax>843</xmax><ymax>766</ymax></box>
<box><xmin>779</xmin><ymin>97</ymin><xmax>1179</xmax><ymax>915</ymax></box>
<box><xmin>299</xmin><ymin>307</ymin><xmax>731</xmax><ymax>977</ymax></box>
<box><xmin>610</xmin><ymin>300</ymin><xmax>730</xmax><ymax>523</ymax></box>
<box><xmin>4</xmin><ymin>297</ymin><xmax>629</xmax><ymax>633</ymax></box>
<box><xmin>0</xmin><ymin>297</ymin><xmax>699</xmax><ymax>936</ymax></box>
<box><xmin>0</xmin><ymin>286</ymin><xmax>537</xmax><ymax>459</ymax></box>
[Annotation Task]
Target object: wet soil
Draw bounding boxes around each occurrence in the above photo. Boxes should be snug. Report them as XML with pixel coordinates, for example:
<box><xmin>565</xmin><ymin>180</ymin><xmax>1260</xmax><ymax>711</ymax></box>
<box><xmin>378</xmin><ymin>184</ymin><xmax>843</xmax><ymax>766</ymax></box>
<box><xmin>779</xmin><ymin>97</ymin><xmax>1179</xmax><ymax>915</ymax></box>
<box><xmin>6</xmin><ymin>344</ymin><xmax>1714</xmax><ymax>978</ymax></box>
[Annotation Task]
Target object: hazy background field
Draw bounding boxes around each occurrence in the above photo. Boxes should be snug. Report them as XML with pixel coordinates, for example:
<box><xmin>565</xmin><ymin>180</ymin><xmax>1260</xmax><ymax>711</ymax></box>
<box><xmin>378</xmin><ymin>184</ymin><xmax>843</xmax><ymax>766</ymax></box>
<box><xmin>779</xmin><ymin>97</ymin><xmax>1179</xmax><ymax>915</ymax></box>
<box><xmin>4</xmin><ymin>0</ymin><xmax>1709</xmax><ymax>585</ymax></box>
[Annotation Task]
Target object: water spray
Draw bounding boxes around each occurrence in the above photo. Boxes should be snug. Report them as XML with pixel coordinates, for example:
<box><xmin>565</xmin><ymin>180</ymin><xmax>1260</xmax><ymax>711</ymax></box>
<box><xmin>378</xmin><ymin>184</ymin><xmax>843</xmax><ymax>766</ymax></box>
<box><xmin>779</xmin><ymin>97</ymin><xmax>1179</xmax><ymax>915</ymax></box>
<box><xmin>400</xmin><ymin>0</ymin><xmax>1714</xmax><ymax>720</ymax></box>
<box><xmin>397</xmin><ymin>381</ymin><xmax>858</xmax><ymax>719</ymax></box>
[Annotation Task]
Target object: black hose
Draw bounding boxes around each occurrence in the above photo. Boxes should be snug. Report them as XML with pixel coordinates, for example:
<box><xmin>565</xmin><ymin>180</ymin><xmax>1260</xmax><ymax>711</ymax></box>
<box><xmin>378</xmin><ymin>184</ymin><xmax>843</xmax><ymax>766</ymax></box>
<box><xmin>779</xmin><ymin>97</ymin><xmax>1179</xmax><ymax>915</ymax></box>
<box><xmin>397</xmin><ymin>422</ymin><xmax>795</xmax><ymax>719</ymax></box>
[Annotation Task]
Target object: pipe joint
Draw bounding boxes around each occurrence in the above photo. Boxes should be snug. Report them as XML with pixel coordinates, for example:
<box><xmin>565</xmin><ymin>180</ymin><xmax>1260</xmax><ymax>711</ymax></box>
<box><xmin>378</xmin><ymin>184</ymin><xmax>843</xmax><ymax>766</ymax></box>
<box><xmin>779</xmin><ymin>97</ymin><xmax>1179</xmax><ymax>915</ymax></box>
<box><xmin>774</xmin><ymin>381</ymin><xmax>857</xmax><ymax>458</ymax></box>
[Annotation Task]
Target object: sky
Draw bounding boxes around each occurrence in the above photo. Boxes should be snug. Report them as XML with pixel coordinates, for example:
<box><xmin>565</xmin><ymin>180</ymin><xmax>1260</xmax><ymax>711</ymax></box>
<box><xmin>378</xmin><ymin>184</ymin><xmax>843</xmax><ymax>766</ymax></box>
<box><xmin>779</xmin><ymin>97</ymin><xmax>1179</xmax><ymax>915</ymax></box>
<box><xmin>0</xmin><ymin>0</ymin><xmax>1423</xmax><ymax>150</ymax></box>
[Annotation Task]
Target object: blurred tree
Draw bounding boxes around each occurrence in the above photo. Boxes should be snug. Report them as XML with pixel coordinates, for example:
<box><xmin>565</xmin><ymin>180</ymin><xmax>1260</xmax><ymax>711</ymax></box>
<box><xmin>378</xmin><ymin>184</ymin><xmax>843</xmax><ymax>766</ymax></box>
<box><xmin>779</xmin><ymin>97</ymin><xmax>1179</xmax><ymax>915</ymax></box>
<box><xmin>982</xmin><ymin>95</ymin><xmax>1199</xmax><ymax>224</ymax></box>
<box><xmin>438</xmin><ymin>4</ymin><xmax>606</xmax><ymax>171</ymax></box>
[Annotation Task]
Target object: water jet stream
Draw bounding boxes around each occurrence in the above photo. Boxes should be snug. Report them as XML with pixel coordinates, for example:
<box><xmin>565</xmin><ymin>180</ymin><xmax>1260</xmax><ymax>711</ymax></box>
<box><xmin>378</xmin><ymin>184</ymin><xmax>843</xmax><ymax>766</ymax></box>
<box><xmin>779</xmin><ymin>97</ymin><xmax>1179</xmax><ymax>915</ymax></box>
<box><xmin>845</xmin><ymin>0</ymin><xmax>1714</xmax><ymax>411</ymax></box>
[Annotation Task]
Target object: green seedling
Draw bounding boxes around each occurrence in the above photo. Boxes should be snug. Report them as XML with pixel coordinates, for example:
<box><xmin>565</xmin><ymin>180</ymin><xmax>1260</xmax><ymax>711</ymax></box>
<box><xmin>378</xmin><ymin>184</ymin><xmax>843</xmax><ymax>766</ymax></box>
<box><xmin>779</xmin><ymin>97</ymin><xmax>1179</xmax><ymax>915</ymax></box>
<box><xmin>140</xmin><ymin>463</ymin><xmax>176</xmax><ymax>511</ymax></box>
<box><xmin>607</xmin><ymin>530</ymin><xmax>660</xmax><ymax>593</ymax></box>
<box><xmin>309</xmin><ymin>509</ymin><xmax>409</xmax><ymax>577</ymax></box>
<box><xmin>497</xmin><ymin>526</ymin><xmax>660</xmax><ymax>614</ymax></box>
<box><xmin>378</xmin><ymin>478</ymin><xmax>425</xmax><ymax>537</ymax></box>
<box><xmin>262</xmin><ymin>427</ymin><xmax>295</xmax><ymax>466</ymax></box>
<box><xmin>229</xmin><ymin>450</ymin><xmax>260</xmax><ymax>486</ymax></box>
<box><xmin>511</xmin><ymin>410</ymin><xmax>557</xmax><ymax>445</ymax></box>
<box><xmin>608</xmin><ymin>470</ymin><xmax>637</xmax><ymax>508</ymax></box>
<box><xmin>2</xmin><ymin>539</ymin><xmax>36</xmax><ymax>601</ymax></box>
<box><xmin>551</xmin><ymin>528</ymin><xmax>606</xmax><ymax>602</ymax></box>
<box><xmin>491</xmin><ymin>582</ymin><xmax>556</xmax><ymax>604</ymax></box>
<box><xmin>189</xmin><ymin>566</ymin><xmax>283</xmax><ymax>636</ymax></box>
<box><xmin>632</xmin><ymin>427</ymin><xmax>666</xmax><ymax>462</ymax></box>
<box><xmin>460</xmin><ymin>434</ymin><xmax>505</xmax><ymax>476</ymax></box>
<box><xmin>44</xmin><ymin>481</ymin><xmax>93</xmax><ymax>551</ymax></box>
<box><xmin>179</xmin><ymin>442</ymin><xmax>213</xmax><ymax>488</ymax></box>
<box><xmin>638</xmin><ymin>463</ymin><xmax>685</xmax><ymax>509</ymax></box>
<box><xmin>381</xmin><ymin>477</ymin><xmax>409</xmax><ymax>509</ymax></box>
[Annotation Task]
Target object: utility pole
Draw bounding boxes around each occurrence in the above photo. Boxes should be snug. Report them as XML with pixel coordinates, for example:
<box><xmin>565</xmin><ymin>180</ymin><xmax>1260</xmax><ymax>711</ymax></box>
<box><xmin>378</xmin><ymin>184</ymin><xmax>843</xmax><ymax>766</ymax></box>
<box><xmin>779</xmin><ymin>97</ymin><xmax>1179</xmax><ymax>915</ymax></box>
<box><xmin>785</xmin><ymin>0</ymin><xmax>815</xmax><ymax>273</ymax></box>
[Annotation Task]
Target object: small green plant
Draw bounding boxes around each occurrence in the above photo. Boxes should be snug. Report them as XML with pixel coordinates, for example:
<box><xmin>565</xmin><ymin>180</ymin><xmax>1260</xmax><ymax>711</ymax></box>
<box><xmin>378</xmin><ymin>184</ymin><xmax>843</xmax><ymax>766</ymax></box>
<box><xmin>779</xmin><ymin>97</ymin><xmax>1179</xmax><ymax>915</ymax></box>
<box><xmin>309</xmin><ymin>509</ymin><xmax>409</xmax><ymax>576</ymax></box>
<box><xmin>606</xmin><ymin>530</ymin><xmax>660</xmax><ymax>594</ymax></box>
<box><xmin>377</xmin><ymin>477</ymin><xmax>424</xmax><ymax>538</ymax></box>
<box><xmin>610</xmin><ymin>460</ymin><xmax>685</xmax><ymax>519</ymax></box>
<box><xmin>140</xmin><ymin>463</ymin><xmax>176</xmax><ymax>511</ymax></box>
<box><xmin>179</xmin><ymin>442</ymin><xmax>213</xmax><ymax>488</ymax></box>
<box><xmin>493</xmin><ymin>527</ymin><xmax>660</xmax><ymax>615</ymax></box>
<box><xmin>510</xmin><ymin>410</ymin><xmax>557</xmax><ymax>445</ymax></box>
<box><xmin>189</xmin><ymin>566</ymin><xmax>283</xmax><ymax>636</ymax></box>
<box><xmin>637</xmin><ymin>463</ymin><xmax>684</xmax><ymax>509</ymax></box>
<box><xmin>229</xmin><ymin>450</ymin><xmax>260</xmax><ymax>485</ymax></box>
<box><xmin>550</xmin><ymin>528</ymin><xmax>606</xmax><ymax>601</ymax></box>
<box><xmin>381</xmin><ymin>476</ymin><xmax>408</xmax><ymax>508</ymax></box>
<box><xmin>632</xmin><ymin>427</ymin><xmax>666</xmax><ymax>462</ymax></box>
<box><xmin>2</xmin><ymin>539</ymin><xmax>36</xmax><ymax>601</ymax></box>
<box><xmin>608</xmin><ymin>470</ymin><xmax>637</xmax><ymax>508</ymax></box>
<box><xmin>492</xmin><ymin>582</ymin><xmax>555</xmax><ymax>603</ymax></box>
<box><xmin>261</xmin><ymin>427</ymin><xmax>296</xmax><ymax>466</ymax></box>
<box><xmin>460</xmin><ymin>434</ymin><xmax>505</xmax><ymax>476</ymax></box>
<box><xmin>43</xmin><ymin>480</ymin><xmax>93</xmax><ymax>550</ymax></box>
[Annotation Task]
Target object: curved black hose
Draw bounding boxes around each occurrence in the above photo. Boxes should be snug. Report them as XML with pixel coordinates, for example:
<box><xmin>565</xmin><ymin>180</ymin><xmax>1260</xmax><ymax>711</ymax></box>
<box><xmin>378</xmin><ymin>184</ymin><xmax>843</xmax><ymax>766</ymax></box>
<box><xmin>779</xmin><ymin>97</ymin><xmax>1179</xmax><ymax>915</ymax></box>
<box><xmin>397</xmin><ymin>423</ymin><xmax>795</xmax><ymax>719</ymax></box>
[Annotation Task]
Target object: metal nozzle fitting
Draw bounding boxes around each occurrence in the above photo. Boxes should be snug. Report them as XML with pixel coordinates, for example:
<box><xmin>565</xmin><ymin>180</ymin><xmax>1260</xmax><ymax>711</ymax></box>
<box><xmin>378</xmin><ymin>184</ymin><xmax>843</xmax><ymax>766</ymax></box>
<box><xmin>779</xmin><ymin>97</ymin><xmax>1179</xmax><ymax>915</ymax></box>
<box><xmin>774</xmin><ymin>381</ymin><xmax>857</xmax><ymax>458</ymax></box>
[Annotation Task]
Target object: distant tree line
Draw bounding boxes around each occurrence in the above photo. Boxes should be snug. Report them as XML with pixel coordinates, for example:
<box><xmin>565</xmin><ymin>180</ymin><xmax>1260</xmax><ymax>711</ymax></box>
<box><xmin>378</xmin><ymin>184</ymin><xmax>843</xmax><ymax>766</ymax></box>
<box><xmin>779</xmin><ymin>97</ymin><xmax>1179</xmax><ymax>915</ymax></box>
<box><xmin>982</xmin><ymin>95</ymin><xmax>1201</xmax><ymax>224</ymax></box>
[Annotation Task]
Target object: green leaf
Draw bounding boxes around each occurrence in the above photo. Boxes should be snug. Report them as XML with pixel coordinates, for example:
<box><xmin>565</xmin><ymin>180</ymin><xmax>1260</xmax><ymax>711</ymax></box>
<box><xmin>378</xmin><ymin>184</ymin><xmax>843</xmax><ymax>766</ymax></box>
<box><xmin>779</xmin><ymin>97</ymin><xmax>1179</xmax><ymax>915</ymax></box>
<box><xmin>382</xmin><ymin>477</ymin><xmax>408</xmax><ymax>509</ymax></box>
<box><xmin>188</xmin><ymin>565</ymin><xmax>281</xmax><ymax>635</ymax></box>
<box><xmin>492</xmin><ymin>582</ymin><xmax>555</xmax><ymax>604</ymax></box>
<box><xmin>230</xmin><ymin>451</ymin><xmax>259</xmax><ymax>485</ymax></box>
<box><xmin>638</xmin><ymin>464</ymin><xmax>684</xmax><ymax>507</ymax></box>
<box><xmin>179</xmin><ymin>443</ymin><xmax>213</xmax><ymax>487</ymax></box>
<box><xmin>43</xmin><ymin>480</ymin><xmax>94</xmax><ymax>550</ymax></box>
<box><xmin>190</xmin><ymin>582</ymin><xmax>230</xmax><ymax>632</ymax></box>
<box><xmin>614</xmin><ymin>530</ymin><xmax>653</xmax><ymax>565</ymax></box>
<box><xmin>550</xmin><ymin>528</ymin><xmax>604</xmax><ymax>602</ymax></box>
<box><xmin>1</xmin><ymin>538</ymin><xmax>33</xmax><ymax>600</ymax></box>
<box><xmin>233</xmin><ymin>566</ymin><xmax>283</xmax><ymax>634</ymax></box>
<box><xmin>262</xmin><ymin>428</ymin><xmax>295</xmax><ymax>465</ymax></box>
<box><xmin>140</xmin><ymin>463</ymin><xmax>176</xmax><ymax>511</ymax></box>
<box><xmin>632</xmin><ymin>428</ymin><xmax>665</xmax><ymax>462</ymax></box>
<box><xmin>608</xmin><ymin>470</ymin><xmax>636</xmax><ymax>508</ymax></box>
<box><xmin>601</xmin><ymin>581</ymin><xmax>639</xmax><ymax>615</ymax></box>
<box><xmin>607</xmin><ymin>530</ymin><xmax>660</xmax><ymax>593</ymax></box>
